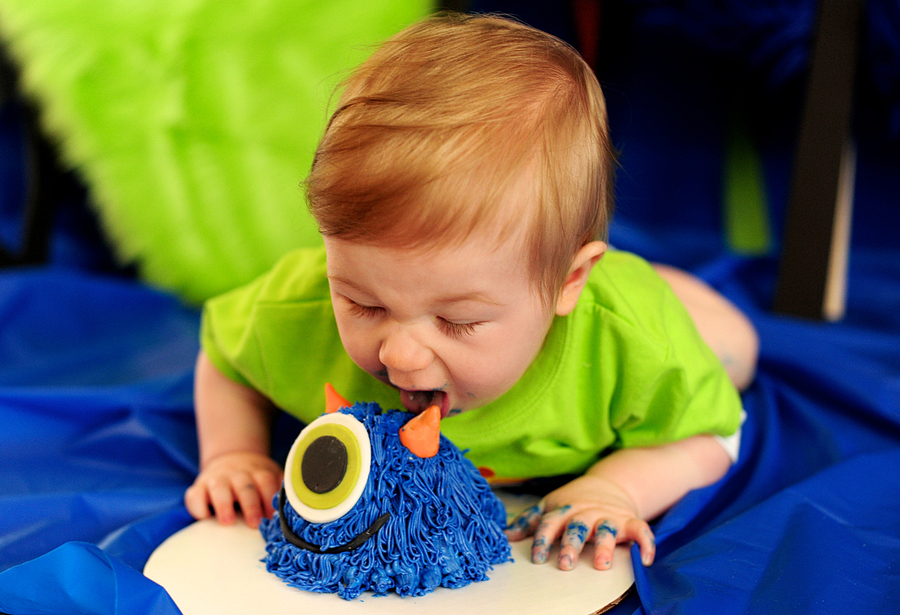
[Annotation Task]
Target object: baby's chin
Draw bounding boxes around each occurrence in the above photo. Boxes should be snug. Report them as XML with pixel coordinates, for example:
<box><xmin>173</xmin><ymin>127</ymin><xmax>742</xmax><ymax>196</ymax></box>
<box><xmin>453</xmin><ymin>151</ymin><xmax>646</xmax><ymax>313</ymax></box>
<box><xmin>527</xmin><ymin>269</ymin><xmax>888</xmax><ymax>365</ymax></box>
<box><xmin>446</xmin><ymin>389</ymin><xmax>507</xmax><ymax>417</ymax></box>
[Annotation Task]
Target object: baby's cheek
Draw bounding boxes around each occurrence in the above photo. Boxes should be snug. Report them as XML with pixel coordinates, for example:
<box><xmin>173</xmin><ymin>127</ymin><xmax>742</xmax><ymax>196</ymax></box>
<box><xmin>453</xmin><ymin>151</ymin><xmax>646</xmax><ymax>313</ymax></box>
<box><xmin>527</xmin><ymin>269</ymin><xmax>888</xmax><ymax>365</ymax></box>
<box><xmin>341</xmin><ymin>338</ymin><xmax>380</xmax><ymax>374</ymax></box>
<box><xmin>456</xmin><ymin>366</ymin><xmax>519</xmax><ymax>407</ymax></box>
<box><xmin>493</xmin><ymin>346</ymin><xmax>535</xmax><ymax>383</ymax></box>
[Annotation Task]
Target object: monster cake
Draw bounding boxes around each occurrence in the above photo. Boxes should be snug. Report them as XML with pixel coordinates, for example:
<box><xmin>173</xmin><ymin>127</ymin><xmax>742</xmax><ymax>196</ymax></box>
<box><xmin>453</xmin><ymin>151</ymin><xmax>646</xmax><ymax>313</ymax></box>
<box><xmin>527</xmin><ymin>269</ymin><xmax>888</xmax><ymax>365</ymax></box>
<box><xmin>259</xmin><ymin>386</ymin><xmax>512</xmax><ymax>599</ymax></box>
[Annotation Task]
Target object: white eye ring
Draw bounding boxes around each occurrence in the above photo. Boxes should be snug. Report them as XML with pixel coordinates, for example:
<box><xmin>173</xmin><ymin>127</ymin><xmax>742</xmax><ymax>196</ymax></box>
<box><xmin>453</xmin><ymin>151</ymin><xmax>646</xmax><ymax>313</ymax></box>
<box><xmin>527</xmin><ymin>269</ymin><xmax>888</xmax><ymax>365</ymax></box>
<box><xmin>282</xmin><ymin>412</ymin><xmax>371</xmax><ymax>523</ymax></box>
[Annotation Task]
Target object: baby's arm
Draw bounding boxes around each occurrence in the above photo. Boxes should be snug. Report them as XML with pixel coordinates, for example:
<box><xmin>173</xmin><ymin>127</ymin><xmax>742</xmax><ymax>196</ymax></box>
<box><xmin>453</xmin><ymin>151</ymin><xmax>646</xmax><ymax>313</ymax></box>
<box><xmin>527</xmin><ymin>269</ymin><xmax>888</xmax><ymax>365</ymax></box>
<box><xmin>506</xmin><ymin>433</ymin><xmax>731</xmax><ymax>570</ymax></box>
<box><xmin>183</xmin><ymin>351</ymin><xmax>283</xmax><ymax>528</ymax></box>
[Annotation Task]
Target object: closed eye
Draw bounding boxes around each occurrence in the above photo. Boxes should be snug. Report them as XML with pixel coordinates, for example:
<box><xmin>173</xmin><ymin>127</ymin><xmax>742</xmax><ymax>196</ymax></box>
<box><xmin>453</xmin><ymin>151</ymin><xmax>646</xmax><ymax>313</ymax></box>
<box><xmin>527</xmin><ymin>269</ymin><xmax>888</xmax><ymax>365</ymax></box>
<box><xmin>437</xmin><ymin>318</ymin><xmax>481</xmax><ymax>339</ymax></box>
<box><xmin>345</xmin><ymin>297</ymin><xmax>481</xmax><ymax>338</ymax></box>
<box><xmin>345</xmin><ymin>299</ymin><xmax>385</xmax><ymax>319</ymax></box>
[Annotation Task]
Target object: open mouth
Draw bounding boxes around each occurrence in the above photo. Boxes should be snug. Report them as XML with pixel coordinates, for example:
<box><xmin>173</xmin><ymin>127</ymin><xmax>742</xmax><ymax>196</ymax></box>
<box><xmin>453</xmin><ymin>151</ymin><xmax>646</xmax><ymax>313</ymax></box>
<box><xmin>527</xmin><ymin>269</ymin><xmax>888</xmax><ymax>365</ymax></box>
<box><xmin>400</xmin><ymin>389</ymin><xmax>450</xmax><ymax>418</ymax></box>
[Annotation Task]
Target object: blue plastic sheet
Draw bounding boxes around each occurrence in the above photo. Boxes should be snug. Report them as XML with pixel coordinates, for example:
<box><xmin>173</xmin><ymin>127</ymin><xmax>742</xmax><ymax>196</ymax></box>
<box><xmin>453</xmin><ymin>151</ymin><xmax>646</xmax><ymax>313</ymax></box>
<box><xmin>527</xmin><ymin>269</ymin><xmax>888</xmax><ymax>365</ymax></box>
<box><xmin>0</xmin><ymin>269</ymin><xmax>201</xmax><ymax>614</ymax></box>
<box><xmin>1</xmin><ymin>250</ymin><xmax>899</xmax><ymax>615</ymax></box>
<box><xmin>0</xmin><ymin>542</ymin><xmax>180</xmax><ymax>615</ymax></box>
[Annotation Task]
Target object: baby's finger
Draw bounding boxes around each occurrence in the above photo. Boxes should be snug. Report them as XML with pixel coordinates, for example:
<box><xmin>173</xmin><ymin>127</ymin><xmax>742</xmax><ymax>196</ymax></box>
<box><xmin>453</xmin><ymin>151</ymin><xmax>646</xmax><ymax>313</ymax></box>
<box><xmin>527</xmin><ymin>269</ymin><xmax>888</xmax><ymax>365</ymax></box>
<box><xmin>558</xmin><ymin>519</ymin><xmax>591</xmax><ymax>571</ymax></box>
<box><xmin>505</xmin><ymin>503</ymin><xmax>544</xmax><ymax>541</ymax></box>
<box><xmin>253</xmin><ymin>470</ymin><xmax>282</xmax><ymax>519</ymax></box>
<box><xmin>208</xmin><ymin>479</ymin><xmax>237</xmax><ymax>525</ymax></box>
<box><xmin>591</xmin><ymin>519</ymin><xmax>619</xmax><ymax>570</ymax></box>
<box><xmin>184</xmin><ymin>483</ymin><xmax>213</xmax><ymax>521</ymax></box>
<box><xmin>621</xmin><ymin>518</ymin><xmax>656</xmax><ymax>566</ymax></box>
<box><xmin>530</xmin><ymin>505</ymin><xmax>572</xmax><ymax>564</ymax></box>
<box><xmin>234</xmin><ymin>478</ymin><xmax>265</xmax><ymax>528</ymax></box>
<box><xmin>634</xmin><ymin>521</ymin><xmax>657</xmax><ymax>566</ymax></box>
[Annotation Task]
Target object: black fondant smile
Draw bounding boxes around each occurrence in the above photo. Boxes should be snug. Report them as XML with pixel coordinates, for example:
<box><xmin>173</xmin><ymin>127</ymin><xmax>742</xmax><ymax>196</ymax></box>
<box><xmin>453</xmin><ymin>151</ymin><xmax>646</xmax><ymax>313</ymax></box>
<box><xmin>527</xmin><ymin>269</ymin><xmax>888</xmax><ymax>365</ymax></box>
<box><xmin>278</xmin><ymin>487</ymin><xmax>390</xmax><ymax>554</ymax></box>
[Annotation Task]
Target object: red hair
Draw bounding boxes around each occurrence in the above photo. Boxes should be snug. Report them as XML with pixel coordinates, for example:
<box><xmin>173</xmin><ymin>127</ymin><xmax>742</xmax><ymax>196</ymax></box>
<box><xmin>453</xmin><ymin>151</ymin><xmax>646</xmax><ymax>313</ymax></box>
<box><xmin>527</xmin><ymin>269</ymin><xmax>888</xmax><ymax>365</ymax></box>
<box><xmin>306</xmin><ymin>13</ymin><xmax>615</xmax><ymax>304</ymax></box>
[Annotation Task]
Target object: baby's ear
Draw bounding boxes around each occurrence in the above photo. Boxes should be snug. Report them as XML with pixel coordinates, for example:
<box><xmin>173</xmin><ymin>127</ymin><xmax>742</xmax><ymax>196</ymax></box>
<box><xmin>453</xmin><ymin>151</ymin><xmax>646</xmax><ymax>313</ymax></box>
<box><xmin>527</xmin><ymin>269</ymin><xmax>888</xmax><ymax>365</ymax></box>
<box><xmin>555</xmin><ymin>241</ymin><xmax>607</xmax><ymax>316</ymax></box>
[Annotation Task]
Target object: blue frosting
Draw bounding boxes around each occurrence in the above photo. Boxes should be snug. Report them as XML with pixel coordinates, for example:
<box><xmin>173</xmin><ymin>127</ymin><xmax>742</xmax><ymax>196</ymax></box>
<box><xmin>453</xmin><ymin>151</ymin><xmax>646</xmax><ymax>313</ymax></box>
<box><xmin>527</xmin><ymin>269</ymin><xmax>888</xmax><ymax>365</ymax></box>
<box><xmin>259</xmin><ymin>402</ymin><xmax>512</xmax><ymax>599</ymax></box>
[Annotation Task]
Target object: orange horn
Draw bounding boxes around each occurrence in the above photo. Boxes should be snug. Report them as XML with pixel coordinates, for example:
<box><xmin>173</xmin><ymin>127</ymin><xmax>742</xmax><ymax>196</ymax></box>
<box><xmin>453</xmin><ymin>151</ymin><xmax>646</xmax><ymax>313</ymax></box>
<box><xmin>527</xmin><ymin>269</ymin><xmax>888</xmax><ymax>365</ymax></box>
<box><xmin>324</xmin><ymin>383</ymin><xmax>351</xmax><ymax>414</ymax></box>
<box><xmin>399</xmin><ymin>405</ymin><xmax>441</xmax><ymax>458</ymax></box>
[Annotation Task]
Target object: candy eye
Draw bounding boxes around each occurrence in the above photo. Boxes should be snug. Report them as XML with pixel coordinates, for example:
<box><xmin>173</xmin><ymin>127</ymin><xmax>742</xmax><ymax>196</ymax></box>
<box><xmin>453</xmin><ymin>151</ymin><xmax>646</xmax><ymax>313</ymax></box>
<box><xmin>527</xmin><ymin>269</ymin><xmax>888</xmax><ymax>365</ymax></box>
<box><xmin>283</xmin><ymin>412</ymin><xmax>371</xmax><ymax>523</ymax></box>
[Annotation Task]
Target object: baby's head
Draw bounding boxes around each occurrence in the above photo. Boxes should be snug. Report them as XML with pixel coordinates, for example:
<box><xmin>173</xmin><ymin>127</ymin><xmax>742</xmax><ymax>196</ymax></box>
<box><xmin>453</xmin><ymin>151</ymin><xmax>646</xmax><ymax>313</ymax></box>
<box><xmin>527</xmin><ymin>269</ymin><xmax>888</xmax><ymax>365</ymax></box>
<box><xmin>308</xmin><ymin>13</ymin><xmax>614</xmax><ymax>415</ymax></box>
<box><xmin>308</xmin><ymin>12</ymin><xmax>614</xmax><ymax>305</ymax></box>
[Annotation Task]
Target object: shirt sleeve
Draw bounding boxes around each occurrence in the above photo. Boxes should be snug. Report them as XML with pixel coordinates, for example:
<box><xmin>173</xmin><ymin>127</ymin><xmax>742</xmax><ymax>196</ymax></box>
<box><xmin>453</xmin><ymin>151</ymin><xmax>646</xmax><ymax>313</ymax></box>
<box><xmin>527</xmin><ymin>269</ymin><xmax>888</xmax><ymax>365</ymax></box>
<box><xmin>198</xmin><ymin>248</ymin><xmax>399</xmax><ymax>424</ymax></box>
<box><xmin>199</xmin><ymin>248</ymin><xmax>329</xmax><ymax>394</ymax></box>
<box><xmin>598</xmin><ymin>255</ymin><xmax>744</xmax><ymax>450</ymax></box>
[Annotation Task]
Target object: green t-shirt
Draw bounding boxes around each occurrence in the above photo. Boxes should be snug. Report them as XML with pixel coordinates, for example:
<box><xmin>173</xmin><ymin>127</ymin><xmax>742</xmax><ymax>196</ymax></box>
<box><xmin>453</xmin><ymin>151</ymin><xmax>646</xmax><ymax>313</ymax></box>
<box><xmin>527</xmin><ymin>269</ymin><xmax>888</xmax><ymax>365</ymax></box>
<box><xmin>201</xmin><ymin>247</ymin><xmax>742</xmax><ymax>483</ymax></box>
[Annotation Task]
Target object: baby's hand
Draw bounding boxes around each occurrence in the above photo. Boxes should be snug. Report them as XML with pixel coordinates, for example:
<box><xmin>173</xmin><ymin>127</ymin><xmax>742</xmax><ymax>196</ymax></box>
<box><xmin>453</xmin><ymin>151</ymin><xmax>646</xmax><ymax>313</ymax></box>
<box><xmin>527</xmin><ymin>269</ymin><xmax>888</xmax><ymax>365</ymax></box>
<box><xmin>184</xmin><ymin>452</ymin><xmax>283</xmax><ymax>528</ymax></box>
<box><xmin>505</xmin><ymin>474</ymin><xmax>656</xmax><ymax>571</ymax></box>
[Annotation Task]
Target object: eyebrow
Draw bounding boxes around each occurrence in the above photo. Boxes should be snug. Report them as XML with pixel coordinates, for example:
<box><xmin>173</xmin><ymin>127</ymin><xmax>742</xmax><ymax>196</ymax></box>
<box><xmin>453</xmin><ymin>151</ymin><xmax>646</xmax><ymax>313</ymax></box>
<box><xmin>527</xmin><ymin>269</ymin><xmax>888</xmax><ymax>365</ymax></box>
<box><xmin>327</xmin><ymin>275</ymin><xmax>371</xmax><ymax>296</ymax></box>
<box><xmin>327</xmin><ymin>275</ymin><xmax>504</xmax><ymax>307</ymax></box>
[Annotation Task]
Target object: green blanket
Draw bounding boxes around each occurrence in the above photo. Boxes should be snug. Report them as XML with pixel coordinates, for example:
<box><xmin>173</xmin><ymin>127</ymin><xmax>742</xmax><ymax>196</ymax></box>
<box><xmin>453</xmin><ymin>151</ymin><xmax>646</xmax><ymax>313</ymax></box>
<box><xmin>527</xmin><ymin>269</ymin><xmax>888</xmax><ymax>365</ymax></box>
<box><xmin>0</xmin><ymin>0</ymin><xmax>429</xmax><ymax>303</ymax></box>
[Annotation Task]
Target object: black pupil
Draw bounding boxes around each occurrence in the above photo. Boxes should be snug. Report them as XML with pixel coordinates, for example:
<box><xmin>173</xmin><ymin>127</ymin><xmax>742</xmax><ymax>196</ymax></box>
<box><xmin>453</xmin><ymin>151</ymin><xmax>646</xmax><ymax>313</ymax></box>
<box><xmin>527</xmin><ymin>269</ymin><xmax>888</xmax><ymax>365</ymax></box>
<box><xmin>301</xmin><ymin>435</ymin><xmax>348</xmax><ymax>494</ymax></box>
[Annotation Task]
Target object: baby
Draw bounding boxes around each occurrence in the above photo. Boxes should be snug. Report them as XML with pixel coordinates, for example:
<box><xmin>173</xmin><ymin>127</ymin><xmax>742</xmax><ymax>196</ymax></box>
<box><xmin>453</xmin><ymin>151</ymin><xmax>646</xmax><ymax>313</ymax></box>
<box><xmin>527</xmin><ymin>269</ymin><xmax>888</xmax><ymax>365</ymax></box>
<box><xmin>185</xmin><ymin>12</ymin><xmax>758</xmax><ymax>572</ymax></box>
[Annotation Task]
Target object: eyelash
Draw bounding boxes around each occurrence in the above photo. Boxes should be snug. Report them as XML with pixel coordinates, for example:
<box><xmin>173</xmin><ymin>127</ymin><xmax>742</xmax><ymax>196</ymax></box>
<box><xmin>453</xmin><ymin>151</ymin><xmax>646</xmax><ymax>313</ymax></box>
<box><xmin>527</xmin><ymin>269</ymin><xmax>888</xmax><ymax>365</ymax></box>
<box><xmin>346</xmin><ymin>301</ymin><xmax>384</xmax><ymax>319</ymax></box>
<box><xmin>437</xmin><ymin>319</ymin><xmax>480</xmax><ymax>340</ymax></box>
<box><xmin>345</xmin><ymin>300</ymin><xmax>480</xmax><ymax>339</ymax></box>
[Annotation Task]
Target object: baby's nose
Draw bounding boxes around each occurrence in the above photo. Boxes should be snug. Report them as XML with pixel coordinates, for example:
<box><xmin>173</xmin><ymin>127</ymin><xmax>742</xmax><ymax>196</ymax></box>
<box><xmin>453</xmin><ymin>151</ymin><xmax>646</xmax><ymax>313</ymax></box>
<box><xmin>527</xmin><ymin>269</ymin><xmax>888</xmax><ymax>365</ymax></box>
<box><xmin>378</xmin><ymin>326</ymin><xmax>433</xmax><ymax>374</ymax></box>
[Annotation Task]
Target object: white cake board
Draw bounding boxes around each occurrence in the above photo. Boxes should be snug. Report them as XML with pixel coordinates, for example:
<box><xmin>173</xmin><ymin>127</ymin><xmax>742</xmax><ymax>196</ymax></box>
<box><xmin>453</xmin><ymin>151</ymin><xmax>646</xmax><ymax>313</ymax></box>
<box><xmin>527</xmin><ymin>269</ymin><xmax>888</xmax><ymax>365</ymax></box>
<box><xmin>144</xmin><ymin>494</ymin><xmax>634</xmax><ymax>615</ymax></box>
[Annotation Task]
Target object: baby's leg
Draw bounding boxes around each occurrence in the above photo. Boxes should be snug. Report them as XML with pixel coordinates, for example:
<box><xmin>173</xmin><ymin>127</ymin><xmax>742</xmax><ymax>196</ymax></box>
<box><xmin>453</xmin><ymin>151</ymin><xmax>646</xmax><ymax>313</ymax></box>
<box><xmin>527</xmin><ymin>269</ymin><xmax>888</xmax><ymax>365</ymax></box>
<box><xmin>653</xmin><ymin>264</ymin><xmax>759</xmax><ymax>391</ymax></box>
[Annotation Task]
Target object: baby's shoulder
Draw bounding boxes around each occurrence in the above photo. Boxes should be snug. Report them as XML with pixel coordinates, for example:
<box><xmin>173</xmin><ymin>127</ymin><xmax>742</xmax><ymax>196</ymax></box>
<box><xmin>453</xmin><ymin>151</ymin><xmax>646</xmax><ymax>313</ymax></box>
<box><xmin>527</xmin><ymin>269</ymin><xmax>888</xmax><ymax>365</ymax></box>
<box><xmin>203</xmin><ymin>246</ymin><xmax>330</xmax><ymax>319</ymax></box>
<box><xmin>584</xmin><ymin>251</ymin><xmax>672</xmax><ymax>312</ymax></box>
<box><xmin>590</xmin><ymin>250</ymin><xmax>663</xmax><ymax>287</ymax></box>
<box><xmin>579</xmin><ymin>251</ymin><xmax>693</xmax><ymax>346</ymax></box>
<box><xmin>249</xmin><ymin>246</ymin><xmax>330</xmax><ymax>303</ymax></box>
